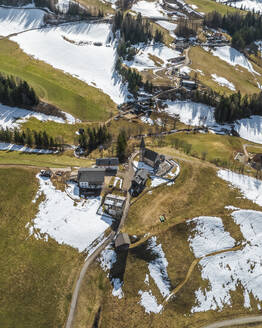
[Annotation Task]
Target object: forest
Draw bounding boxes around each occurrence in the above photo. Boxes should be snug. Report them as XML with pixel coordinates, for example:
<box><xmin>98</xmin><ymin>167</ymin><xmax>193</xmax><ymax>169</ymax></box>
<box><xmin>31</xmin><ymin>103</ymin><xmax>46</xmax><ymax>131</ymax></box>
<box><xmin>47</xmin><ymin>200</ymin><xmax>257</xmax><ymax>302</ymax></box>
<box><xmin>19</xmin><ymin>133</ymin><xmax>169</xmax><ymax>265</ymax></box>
<box><xmin>0</xmin><ymin>74</ymin><xmax>39</xmax><ymax>109</ymax></box>
<box><xmin>204</xmin><ymin>11</ymin><xmax>262</xmax><ymax>51</ymax></box>
<box><xmin>0</xmin><ymin>127</ymin><xmax>61</xmax><ymax>150</ymax></box>
<box><xmin>78</xmin><ymin>126</ymin><xmax>112</xmax><ymax>153</ymax></box>
<box><xmin>112</xmin><ymin>12</ymin><xmax>164</xmax><ymax>44</ymax></box>
<box><xmin>215</xmin><ymin>91</ymin><xmax>262</xmax><ymax>123</ymax></box>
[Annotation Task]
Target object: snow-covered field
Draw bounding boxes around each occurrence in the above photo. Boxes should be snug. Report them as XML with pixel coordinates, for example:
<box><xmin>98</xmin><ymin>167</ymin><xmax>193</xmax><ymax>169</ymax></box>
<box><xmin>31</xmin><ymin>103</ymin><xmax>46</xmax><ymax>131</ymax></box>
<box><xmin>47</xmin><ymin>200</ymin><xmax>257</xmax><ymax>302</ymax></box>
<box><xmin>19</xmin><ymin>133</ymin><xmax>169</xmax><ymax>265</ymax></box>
<box><xmin>189</xmin><ymin>172</ymin><xmax>262</xmax><ymax>312</ymax></box>
<box><xmin>146</xmin><ymin>237</ymin><xmax>171</xmax><ymax>298</ymax></box>
<box><xmin>9</xmin><ymin>22</ymin><xmax>129</xmax><ymax>104</ymax></box>
<box><xmin>99</xmin><ymin>245</ymin><xmax>124</xmax><ymax>299</ymax></box>
<box><xmin>131</xmin><ymin>0</ymin><xmax>167</xmax><ymax>18</ymax></box>
<box><xmin>163</xmin><ymin>100</ymin><xmax>262</xmax><ymax>144</ymax></box>
<box><xmin>0</xmin><ymin>142</ymin><xmax>55</xmax><ymax>153</ymax></box>
<box><xmin>138</xmin><ymin>290</ymin><xmax>163</xmax><ymax>313</ymax></box>
<box><xmin>191</xmin><ymin>209</ymin><xmax>262</xmax><ymax>312</ymax></box>
<box><xmin>188</xmin><ymin>216</ymin><xmax>235</xmax><ymax>258</ymax></box>
<box><xmin>217</xmin><ymin>0</ymin><xmax>262</xmax><ymax>13</ymax></box>
<box><xmin>211</xmin><ymin>73</ymin><xmax>236</xmax><ymax>91</ymax></box>
<box><xmin>125</xmin><ymin>44</ymin><xmax>180</xmax><ymax>72</ymax></box>
<box><xmin>156</xmin><ymin>20</ymin><xmax>177</xmax><ymax>38</ymax></box>
<box><xmin>138</xmin><ymin>236</ymin><xmax>170</xmax><ymax>313</ymax></box>
<box><xmin>0</xmin><ymin>103</ymin><xmax>71</xmax><ymax>129</ymax></box>
<box><xmin>27</xmin><ymin>175</ymin><xmax>113</xmax><ymax>252</ymax></box>
<box><xmin>218</xmin><ymin>169</ymin><xmax>262</xmax><ymax>206</ymax></box>
<box><xmin>0</xmin><ymin>7</ymin><xmax>45</xmax><ymax>36</ymax></box>
<box><xmin>233</xmin><ymin>115</ymin><xmax>262</xmax><ymax>144</ymax></box>
<box><xmin>206</xmin><ymin>46</ymin><xmax>259</xmax><ymax>75</ymax></box>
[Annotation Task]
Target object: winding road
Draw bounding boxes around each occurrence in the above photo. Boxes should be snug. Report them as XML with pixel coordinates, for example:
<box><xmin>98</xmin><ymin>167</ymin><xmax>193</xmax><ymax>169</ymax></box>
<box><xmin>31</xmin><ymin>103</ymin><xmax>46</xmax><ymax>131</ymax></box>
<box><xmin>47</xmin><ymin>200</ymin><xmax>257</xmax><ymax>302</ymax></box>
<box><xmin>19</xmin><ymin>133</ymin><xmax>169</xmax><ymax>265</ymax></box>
<box><xmin>65</xmin><ymin>151</ymin><xmax>137</xmax><ymax>328</ymax></box>
<box><xmin>201</xmin><ymin>316</ymin><xmax>262</xmax><ymax>328</ymax></box>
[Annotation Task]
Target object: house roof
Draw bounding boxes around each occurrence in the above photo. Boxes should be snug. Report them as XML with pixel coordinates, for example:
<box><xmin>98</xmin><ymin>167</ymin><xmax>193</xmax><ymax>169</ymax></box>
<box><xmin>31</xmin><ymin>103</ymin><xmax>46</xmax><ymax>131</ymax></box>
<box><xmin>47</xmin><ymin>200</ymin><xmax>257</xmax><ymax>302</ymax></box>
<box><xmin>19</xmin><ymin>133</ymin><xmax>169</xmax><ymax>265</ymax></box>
<box><xmin>115</xmin><ymin>233</ymin><xmax>131</xmax><ymax>248</ymax></box>
<box><xmin>78</xmin><ymin>168</ymin><xmax>105</xmax><ymax>184</ymax></box>
<box><xmin>133</xmin><ymin>169</ymin><xmax>148</xmax><ymax>185</ymax></box>
<box><xmin>96</xmin><ymin>157</ymin><xmax>119</xmax><ymax>166</ymax></box>
<box><xmin>143</xmin><ymin>148</ymin><xmax>160</xmax><ymax>163</ymax></box>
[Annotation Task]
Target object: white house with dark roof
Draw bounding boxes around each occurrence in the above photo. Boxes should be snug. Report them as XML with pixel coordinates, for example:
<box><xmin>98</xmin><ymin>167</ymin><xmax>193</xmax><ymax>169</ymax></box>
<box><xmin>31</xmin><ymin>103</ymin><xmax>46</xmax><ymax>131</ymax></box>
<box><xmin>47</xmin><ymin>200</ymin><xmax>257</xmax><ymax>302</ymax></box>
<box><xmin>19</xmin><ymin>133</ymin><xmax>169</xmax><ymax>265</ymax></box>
<box><xmin>77</xmin><ymin>168</ymin><xmax>105</xmax><ymax>195</ymax></box>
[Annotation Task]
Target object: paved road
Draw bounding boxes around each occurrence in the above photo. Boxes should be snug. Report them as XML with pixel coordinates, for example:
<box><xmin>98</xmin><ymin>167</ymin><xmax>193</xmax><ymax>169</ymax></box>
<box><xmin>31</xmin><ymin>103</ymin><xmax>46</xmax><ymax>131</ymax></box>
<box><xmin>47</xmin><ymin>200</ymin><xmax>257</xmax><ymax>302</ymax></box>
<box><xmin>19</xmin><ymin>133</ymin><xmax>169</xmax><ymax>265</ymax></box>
<box><xmin>65</xmin><ymin>152</ymin><xmax>137</xmax><ymax>328</ymax></box>
<box><xmin>201</xmin><ymin>316</ymin><xmax>262</xmax><ymax>328</ymax></box>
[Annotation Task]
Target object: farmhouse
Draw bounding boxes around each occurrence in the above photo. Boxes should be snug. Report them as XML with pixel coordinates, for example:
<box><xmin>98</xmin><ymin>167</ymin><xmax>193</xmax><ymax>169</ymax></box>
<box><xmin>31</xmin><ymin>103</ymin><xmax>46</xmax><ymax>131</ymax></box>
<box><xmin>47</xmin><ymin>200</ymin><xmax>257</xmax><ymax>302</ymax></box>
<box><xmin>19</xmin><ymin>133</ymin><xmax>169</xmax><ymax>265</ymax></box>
<box><xmin>115</xmin><ymin>233</ymin><xmax>131</xmax><ymax>251</ymax></box>
<box><xmin>104</xmin><ymin>194</ymin><xmax>126</xmax><ymax>218</ymax></box>
<box><xmin>181</xmin><ymin>79</ymin><xmax>197</xmax><ymax>90</ymax></box>
<box><xmin>140</xmin><ymin>137</ymin><xmax>164</xmax><ymax>171</ymax></box>
<box><xmin>77</xmin><ymin>168</ymin><xmax>105</xmax><ymax>195</ymax></box>
<box><xmin>96</xmin><ymin>157</ymin><xmax>119</xmax><ymax>176</ymax></box>
<box><xmin>251</xmin><ymin>153</ymin><xmax>262</xmax><ymax>170</ymax></box>
<box><xmin>131</xmin><ymin>168</ymin><xmax>148</xmax><ymax>196</ymax></box>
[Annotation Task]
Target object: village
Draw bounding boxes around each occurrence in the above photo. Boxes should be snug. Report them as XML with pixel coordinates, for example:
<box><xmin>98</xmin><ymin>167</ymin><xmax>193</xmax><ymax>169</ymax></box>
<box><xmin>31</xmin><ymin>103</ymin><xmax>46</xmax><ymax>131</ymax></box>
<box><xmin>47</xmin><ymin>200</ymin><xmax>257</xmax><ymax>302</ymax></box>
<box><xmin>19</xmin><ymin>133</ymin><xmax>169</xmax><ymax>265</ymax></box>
<box><xmin>40</xmin><ymin>137</ymin><xmax>180</xmax><ymax>250</ymax></box>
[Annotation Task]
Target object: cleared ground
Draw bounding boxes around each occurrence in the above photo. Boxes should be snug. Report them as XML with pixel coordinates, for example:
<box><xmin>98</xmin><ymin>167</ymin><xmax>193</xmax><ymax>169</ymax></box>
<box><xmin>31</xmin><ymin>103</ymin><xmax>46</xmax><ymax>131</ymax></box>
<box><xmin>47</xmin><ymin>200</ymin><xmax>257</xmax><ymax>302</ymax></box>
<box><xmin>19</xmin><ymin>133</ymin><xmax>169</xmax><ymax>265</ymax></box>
<box><xmin>184</xmin><ymin>0</ymin><xmax>242</xmax><ymax>14</ymax></box>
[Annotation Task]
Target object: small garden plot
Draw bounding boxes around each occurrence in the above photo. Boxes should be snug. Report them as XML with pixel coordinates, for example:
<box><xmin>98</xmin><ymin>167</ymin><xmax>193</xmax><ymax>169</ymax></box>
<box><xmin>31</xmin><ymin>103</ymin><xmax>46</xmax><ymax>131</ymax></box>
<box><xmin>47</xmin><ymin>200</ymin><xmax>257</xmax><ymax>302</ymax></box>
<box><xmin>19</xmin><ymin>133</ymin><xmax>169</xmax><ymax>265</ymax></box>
<box><xmin>0</xmin><ymin>7</ymin><xmax>45</xmax><ymax>36</ymax></box>
<box><xmin>113</xmin><ymin>176</ymin><xmax>123</xmax><ymax>189</ymax></box>
<box><xmin>27</xmin><ymin>174</ymin><xmax>113</xmax><ymax>252</ymax></box>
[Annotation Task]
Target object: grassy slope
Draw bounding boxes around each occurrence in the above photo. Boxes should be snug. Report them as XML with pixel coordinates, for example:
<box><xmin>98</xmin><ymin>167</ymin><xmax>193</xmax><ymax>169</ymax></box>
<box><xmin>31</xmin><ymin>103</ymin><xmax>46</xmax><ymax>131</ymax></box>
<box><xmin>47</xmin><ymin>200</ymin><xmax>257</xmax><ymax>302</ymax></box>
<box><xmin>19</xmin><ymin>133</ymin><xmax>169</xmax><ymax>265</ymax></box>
<box><xmin>72</xmin><ymin>153</ymin><xmax>262</xmax><ymax>328</ymax></box>
<box><xmin>78</xmin><ymin>0</ymin><xmax>115</xmax><ymax>14</ymax></box>
<box><xmin>0</xmin><ymin>150</ymin><xmax>93</xmax><ymax>167</ymax></box>
<box><xmin>0</xmin><ymin>167</ymin><xmax>84</xmax><ymax>328</ymax></box>
<box><xmin>189</xmin><ymin>46</ymin><xmax>262</xmax><ymax>95</ymax></box>
<box><xmin>184</xmin><ymin>0</ymin><xmax>242</xmax><ymax>14</ymax></box>
<box><xmin>0</xmin><ymin>39</ymin><xmax>116</xmax><ymax>121</ymax></box>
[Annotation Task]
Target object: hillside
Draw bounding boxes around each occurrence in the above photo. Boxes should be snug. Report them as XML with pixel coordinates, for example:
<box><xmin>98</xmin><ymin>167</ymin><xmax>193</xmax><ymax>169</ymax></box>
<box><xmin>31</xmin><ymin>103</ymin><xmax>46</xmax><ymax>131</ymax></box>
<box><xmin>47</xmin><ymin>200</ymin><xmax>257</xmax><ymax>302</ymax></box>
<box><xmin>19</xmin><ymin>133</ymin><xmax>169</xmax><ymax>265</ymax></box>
<box><xmin>1</xmin><ymin>0</ymin><xmax>262</xmax><ymax>327</ymax></box>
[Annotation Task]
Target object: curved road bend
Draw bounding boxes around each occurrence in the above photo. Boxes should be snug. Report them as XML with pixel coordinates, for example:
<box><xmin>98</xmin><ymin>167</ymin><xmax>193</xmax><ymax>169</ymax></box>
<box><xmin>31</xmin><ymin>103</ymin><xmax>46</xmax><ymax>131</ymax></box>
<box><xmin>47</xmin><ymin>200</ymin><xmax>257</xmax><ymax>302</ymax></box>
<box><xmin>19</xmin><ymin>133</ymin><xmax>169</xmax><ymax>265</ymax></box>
<box><xmin>65</xmin><ymin>151</ymin><xmax>137</xmax><ymax>328</ymax></box>
<box><xmin>201</xmin><ymin>316</ymin><xmax>262</xmax><ymax>328</ymax></box>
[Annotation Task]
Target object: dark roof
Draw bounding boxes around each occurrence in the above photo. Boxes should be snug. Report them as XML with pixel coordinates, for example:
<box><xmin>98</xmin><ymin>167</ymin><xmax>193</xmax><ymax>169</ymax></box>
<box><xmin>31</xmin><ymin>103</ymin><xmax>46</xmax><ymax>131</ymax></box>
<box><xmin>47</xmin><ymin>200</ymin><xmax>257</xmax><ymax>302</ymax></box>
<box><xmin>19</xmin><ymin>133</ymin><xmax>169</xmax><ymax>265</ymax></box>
<box><xmin>134</xmin><ymin>169</ymin><xmax>148</xmax><ymax>185</ymax></box>
<box><xmin>115</xmin><ymin>233</ymin><xmax>131</xmax><ymax>248</ymax></box>
<box><xmin>78</xmin><ymin>168</ymin><xmax>105</xmax><ymax>184</ymax></box>
<box><xmin>96</xmin><ymin>157</ymin><xmax>119</xmax><ymax>166</ymax></box>
<box><xmin>143</xmin><ymin>148</ymin><xmax>160</xmax><ymax>163</ymax></box>
<box><xmin>140</xmin><ymin>136</ymin><xmax>145</xmax><ymax>149</ymax></box>
<box><xmin>252</xmin><ymin>153</ymin><xmax>262</xmax><ymax>162</ymax></box>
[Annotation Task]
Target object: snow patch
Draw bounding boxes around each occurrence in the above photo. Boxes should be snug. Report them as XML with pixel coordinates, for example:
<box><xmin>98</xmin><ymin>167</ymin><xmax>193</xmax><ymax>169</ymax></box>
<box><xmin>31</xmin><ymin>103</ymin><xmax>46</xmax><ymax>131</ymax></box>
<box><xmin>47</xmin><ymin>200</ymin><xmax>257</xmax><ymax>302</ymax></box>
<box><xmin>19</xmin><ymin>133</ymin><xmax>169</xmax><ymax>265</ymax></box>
<box><xmin>28</xmin><ymin>174</ymin><xmax>113</xmax><ymax>252</ymax></box>
<box><xmin>211</xmin><ymin>73</ymin><xmax>236</xmax><ymax>91</ymax></box>
<box><xmin>138</xmin><ymin>290</ymin><xmax>163</xmax><ymax>313</ymax></box>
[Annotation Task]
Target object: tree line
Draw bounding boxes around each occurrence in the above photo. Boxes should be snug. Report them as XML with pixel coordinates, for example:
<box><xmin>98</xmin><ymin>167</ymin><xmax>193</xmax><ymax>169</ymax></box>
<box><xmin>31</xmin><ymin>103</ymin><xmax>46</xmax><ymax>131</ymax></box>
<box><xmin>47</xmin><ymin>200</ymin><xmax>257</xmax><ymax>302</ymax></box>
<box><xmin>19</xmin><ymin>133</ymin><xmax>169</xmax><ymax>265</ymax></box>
<box><xmin>0</xmin><ymin>127</ymin><xmax>61</xmax><ymax>150</ymax></box>
<box><xmin>112</xmin><ymin>12</ymin><xmax>163</xmax><ymax>44</ymax></box>
<box><xmin>204</xmin><ymin>11</ymin><xmax>262</xmax><ymax>51</ymax></box>
<box><xmin>215</xmin><ymin>91</ymin><xmax>262</xmax><ymax>123</ymax></box>
<box><xmin>78</xmin><ymin>125</ymin><xmax>112</xmax><ymax>153</ymax></box>
<box><xmin>0</xmin><ymin>74</ymin><xmax>39</xmax><ymax>109</ymax></box>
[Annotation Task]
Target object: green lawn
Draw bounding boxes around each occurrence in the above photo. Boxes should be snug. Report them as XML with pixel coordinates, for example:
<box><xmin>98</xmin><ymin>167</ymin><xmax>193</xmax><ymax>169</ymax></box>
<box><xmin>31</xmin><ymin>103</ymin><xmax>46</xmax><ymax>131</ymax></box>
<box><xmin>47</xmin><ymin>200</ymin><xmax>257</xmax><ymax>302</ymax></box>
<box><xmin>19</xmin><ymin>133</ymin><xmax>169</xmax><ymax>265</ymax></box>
<box><xmin>189</xmin><ymin>46</ymin><xmax>262</xmax><ymax>95</ymax></box>
<box><xmin>184</xmin><ymin>0</ymin><xmax>243</xmax><ymax>14</ymax></box>
<box><xmin>0</xmin><ymin>150</ymin><xmax>93</xmax><ymax>167</ymax></box>
<box><xmin>0</xmin><ymin>39</ymin><xmax>116</xmax><ymax>122</ymax></box>
<box><xmin>0</xmin><ymin>167</ymin><xmax>84</xmax><ymax>328</ymax></box>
